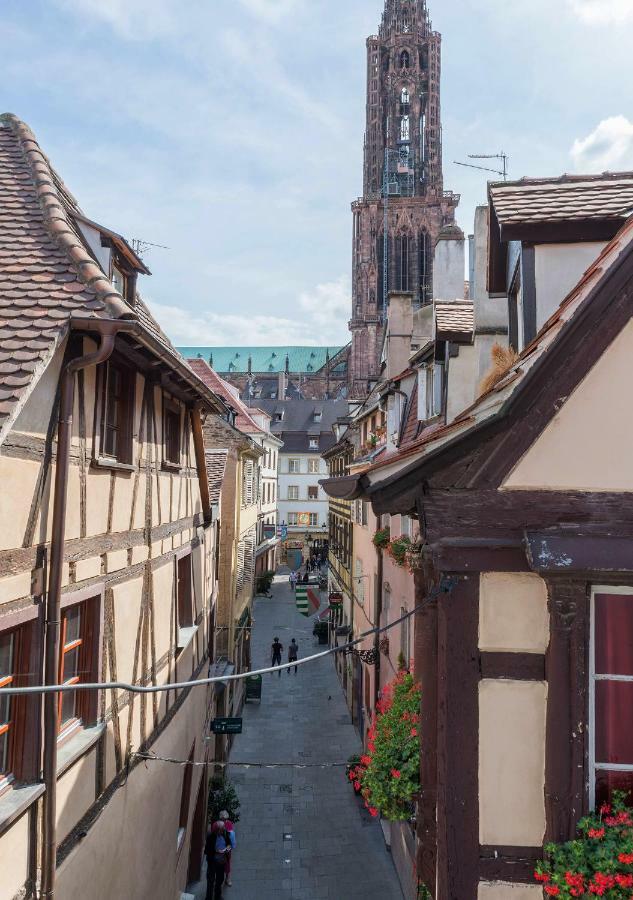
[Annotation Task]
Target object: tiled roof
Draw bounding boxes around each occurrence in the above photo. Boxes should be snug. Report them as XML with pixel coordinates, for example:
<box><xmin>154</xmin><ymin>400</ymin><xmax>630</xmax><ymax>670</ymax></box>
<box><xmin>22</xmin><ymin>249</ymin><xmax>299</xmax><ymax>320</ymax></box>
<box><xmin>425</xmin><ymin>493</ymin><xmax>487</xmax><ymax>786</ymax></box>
<box><xmin>489</xmin><ymin>173</ymin><xmax>633</xmax><ymax>227</ymax></box>
<box><xmin>179</xmin><ymin>346</ymin><xmax>346</xmax><ymax>374</ymax></box>
<box><xmin>256</xmin><ymin>398</ymin><xmax>349</xmax><ymax>434</ymax></box>
<box><xmin>0</xmin><ymin>114</ymin><xmax>132</xmax><ymax>433</ymax></box>
<box><xmin>205</xmin><ymin>449</ymin><xmax>228</xmax><ymax>504</ymax></box>
<box><xmin>188</xmin><ymin>358</ymin><xmax>262</xmax><ymax>434</ymax></box>
<box><xmin>435</xmin><ymin>301</ymin><xmax>474</xmax><ymax>342</ymax></box>
<box><xmin>366</xmin><ymin>214</ymin><xmax>633</xmax><ymax>483</ymax></box>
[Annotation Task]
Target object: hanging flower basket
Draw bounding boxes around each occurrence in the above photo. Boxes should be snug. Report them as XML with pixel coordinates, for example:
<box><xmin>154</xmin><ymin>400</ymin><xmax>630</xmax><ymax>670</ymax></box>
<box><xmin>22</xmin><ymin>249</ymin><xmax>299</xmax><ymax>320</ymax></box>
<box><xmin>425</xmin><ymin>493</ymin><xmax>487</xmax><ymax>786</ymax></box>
<box><xmin>372</xmin><ymin>527</ymin><xmax>391</xmax><ymax>550</ymax></box>
<box><xmin>387</xmin><ymin>535</ymin><xmax>412</xmax><ymax>568</ymax></box>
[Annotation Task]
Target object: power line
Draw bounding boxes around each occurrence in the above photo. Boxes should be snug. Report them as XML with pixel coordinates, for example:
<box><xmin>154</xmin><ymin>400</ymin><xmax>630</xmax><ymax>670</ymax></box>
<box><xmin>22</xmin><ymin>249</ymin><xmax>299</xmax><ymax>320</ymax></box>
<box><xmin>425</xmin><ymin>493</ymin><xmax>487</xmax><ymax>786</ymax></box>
<box><xmin>0</xmin><ymin>578</ymin><xmax>457</xmax><ymax>698</ymax></box>
<box><xmin>133</xmin><ymin>753</ymin><xmax>349</xmax><ymax>770</ymax></box>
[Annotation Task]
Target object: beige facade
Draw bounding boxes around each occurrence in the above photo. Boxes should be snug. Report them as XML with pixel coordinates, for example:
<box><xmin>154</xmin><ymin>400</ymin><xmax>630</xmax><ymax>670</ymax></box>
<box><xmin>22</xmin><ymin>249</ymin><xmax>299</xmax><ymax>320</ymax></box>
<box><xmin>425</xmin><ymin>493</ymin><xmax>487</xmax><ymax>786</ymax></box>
<box><xmin>0</xmin><ymin>334</ymin><xmax>222</xmax><ymax>900</ymax></box>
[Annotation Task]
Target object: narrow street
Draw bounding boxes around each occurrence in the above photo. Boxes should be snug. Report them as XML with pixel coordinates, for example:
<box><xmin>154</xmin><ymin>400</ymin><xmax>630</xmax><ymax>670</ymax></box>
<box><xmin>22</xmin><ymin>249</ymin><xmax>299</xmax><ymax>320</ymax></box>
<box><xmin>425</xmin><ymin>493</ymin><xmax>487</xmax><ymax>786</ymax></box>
<box><xmin>194</xmin><ymin>572</ymin><xmax>404</xmax><ymax>900</ymax></box>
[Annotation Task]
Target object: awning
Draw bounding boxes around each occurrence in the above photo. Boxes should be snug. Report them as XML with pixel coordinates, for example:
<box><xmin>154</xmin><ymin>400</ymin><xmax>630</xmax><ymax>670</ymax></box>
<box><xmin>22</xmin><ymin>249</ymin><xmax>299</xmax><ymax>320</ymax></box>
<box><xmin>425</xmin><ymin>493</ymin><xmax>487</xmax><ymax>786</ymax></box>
<box><xmin>319</xmin><ymin>474</ymin><xmax>366</xmax><ymax>500</ymax></box>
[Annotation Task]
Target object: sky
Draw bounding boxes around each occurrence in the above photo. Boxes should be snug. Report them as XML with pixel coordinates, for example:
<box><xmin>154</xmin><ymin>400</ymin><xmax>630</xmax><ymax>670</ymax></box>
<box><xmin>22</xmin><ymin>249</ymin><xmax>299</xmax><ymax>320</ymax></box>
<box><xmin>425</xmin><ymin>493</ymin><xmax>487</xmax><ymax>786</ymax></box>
<box><xmin>1</xmin><ymin>0</ymin><xmax>633</xmax><ymax>347</ymax></box>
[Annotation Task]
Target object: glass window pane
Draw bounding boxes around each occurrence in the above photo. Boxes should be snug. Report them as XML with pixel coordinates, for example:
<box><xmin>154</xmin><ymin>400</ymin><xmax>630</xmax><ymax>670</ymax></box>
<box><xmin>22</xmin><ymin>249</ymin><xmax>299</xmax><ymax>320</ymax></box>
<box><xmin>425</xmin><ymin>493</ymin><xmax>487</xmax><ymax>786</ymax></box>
<box><xmin>0</xmin><ymin>694</ymin><xmax>10</xmax><ymax>727</ymax></box>
<box><xmin>62</xmin><ymin>646</ymin><xmax>80</xmax><ymax>683</ymax></box>
<box><xmin>595</xmin><ymin>680</ymin><xmax>633</xmax><ymax>765</ymax></box>
<box><xmin>595</xmin><ymin>769</ymin><xmax>633</xmax><ymax>810</ymax></box>
<box><xmin>61</xmin><ymin>690</ymin><xmax>77</xmax><ymax>726</ymax></box>
<box><xmin>0</xmin><ymin>632</ymin><xmax>14</xmax><ymax>679</ymax></box>
<box><xmin>595</xmin><ymin>592</ymin><xmax>633</xmax><ymax>675</ymax></box>
<box><xmin>64</xmin><ymin>607</ymin><xmax>81</xmax><ymax>647</ymax></box>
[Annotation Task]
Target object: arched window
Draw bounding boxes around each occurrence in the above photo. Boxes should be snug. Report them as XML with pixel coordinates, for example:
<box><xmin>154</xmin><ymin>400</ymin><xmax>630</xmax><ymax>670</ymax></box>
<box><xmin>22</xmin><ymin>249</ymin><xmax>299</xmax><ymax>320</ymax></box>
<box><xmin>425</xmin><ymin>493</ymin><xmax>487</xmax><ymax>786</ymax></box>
<box><xmin>377</xmin><ymin>233</ymin><xmax>385</xmax><ymax>308</ymax></box>
<box><xmin>400</xmin><ymin>50</ymin><xmax>410</xmax><ymax>69</ymax></box>
<box><xmin>400</xmin><ymin>115</ymin><xmax>410</xmax><ymax>142</ymax></box>
<box><xmin>395</xmin><ymin>233</ymin><xmax>414</xmax><ymax>292</ymax></box>
<box><xmin>419</xmin><ymin>229</ymin><xmax>433</xmax><ymax>304</ymax></box>
<box><xmin>401</xmin><ymin>87</ymin><xmax>410</xmax><ymax>105</ymax></box>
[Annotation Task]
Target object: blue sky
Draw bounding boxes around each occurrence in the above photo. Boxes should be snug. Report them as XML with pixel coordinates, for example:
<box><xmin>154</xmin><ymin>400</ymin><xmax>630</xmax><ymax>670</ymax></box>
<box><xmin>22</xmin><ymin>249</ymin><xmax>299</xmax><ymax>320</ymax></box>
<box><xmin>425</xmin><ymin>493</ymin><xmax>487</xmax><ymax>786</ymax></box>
<box><xmin>1</xmin><ymin>0</ymin><xmax>633</xmax><ymax>346</ymax></box>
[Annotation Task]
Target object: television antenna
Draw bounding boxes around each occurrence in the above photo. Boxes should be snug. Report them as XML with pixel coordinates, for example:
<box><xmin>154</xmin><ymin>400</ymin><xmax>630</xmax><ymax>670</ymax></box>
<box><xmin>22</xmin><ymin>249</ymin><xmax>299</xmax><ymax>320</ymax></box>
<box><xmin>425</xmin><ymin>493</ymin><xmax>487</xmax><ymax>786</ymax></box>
<box><xmin>454</xmin><ymin>152</ymin><xmax>509</xmax><ymax>181</ymax></box>
<box><xmin>130</xmin><ymin>238</ymin><xmax>170</xmax><ymax>258</ymax></box>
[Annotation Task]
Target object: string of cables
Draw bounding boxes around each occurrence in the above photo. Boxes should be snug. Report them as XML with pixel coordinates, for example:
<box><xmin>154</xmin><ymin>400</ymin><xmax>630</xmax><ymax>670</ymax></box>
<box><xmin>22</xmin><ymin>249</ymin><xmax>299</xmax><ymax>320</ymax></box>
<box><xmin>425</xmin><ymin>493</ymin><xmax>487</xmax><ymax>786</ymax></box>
<box><xmin>0</xmin><ymin>576</ymin><xmax>457</xmax><ymax>699</ymax></box>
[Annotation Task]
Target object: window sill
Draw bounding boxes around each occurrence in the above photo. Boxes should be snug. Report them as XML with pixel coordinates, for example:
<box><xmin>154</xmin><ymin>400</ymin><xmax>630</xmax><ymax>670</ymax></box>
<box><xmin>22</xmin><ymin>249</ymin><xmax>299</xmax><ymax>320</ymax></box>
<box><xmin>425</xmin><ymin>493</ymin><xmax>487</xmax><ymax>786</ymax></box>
<box><xmin>57</xmin><ymin>723</ymin><xmax>106</xmax><ymax>777</ymax></box>
<box><xmin>177</xmin><ymin>626</ymin><xmax>198</xmax><ymax>654</ymax></box>
<box><xmin>0</xmin><ymin>781</ymin><xmax>45</xmax><ymax>838</ymax></box>
<box><xmin>162</xmin><ymin>461</ymin><xmax>182</xmax><ymax>473</ymax></box>
<box><xmin>92</xmin><ymin>457</ymin><xmax>136</xmax><ymax>473</ymax></box>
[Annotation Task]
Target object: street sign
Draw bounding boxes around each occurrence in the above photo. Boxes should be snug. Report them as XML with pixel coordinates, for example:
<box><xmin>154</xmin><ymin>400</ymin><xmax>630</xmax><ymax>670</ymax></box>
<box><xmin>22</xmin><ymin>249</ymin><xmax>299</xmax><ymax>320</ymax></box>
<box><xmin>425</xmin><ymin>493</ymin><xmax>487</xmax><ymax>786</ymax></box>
<box><xmin>211</xmin><ymin>717</ymin><xmax>243</xmax><ymax>735</ymax></box>
<box><xmin>245</xmin><ymin>674</ymin><xmax>262</xmax><ymax>702</ymax></box>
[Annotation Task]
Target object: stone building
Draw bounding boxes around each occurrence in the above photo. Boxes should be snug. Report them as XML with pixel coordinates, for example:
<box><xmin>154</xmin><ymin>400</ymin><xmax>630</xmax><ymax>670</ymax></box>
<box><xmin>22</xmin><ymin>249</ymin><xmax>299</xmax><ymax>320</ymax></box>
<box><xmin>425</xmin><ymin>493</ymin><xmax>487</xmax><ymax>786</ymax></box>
<box><xmin>349</xmin><ymin>0</ymin><xmax>460</xmax><ymax>398</ymax></box>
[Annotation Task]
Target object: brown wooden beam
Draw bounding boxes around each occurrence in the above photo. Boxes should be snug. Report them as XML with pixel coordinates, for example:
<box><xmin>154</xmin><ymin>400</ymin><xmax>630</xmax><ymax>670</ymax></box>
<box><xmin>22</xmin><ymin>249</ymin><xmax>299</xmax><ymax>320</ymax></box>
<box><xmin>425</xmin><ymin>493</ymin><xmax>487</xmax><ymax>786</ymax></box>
<box><xmin>480</xmin><ymin>652</ymin><xmax>545</xmax><ymax>681</ymax></box>
<box><xmin>479</xmin><ymin>845</ymin><xmax>542</xmax><ymax>883</ymax></box>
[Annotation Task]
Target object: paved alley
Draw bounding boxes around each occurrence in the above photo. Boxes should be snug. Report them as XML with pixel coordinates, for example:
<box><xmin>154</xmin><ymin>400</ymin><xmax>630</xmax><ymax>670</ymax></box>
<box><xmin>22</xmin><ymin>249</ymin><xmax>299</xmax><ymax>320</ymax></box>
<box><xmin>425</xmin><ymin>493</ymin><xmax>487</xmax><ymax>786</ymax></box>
<box><xmin>194</xmin><ymin>573</ymin><xmax>403</xmax><ymax>900</ymax></box>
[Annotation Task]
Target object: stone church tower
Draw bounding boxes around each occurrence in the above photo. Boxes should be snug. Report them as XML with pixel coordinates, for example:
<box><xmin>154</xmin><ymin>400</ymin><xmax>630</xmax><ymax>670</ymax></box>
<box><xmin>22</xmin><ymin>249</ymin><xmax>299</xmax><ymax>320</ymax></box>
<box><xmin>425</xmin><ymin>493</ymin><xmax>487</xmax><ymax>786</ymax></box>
<box><xmin>349</xmin><ymin>0</ymin><xmax>460</xmax><ymax>398</ymax></box>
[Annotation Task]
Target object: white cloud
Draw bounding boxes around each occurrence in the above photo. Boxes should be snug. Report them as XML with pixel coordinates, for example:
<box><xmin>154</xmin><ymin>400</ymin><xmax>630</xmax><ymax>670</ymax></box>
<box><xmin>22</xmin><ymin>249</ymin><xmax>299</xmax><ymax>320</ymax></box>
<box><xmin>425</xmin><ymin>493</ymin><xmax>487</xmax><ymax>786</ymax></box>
<box><xmin>53</xmin><ymin>0</ymin><xmax>177</xmax><ymax>38</ymax></box>
<box><xmin>148</xmin><ymin>276</ymin><xmax>351</xmax><ymax>347</ymax></box>
<box><xmin>571</xmin><ymin>116</ymin><xmax>633</xmax><ymax>172</ymax></box>
<box><xmin>237</xmin><ymin>0</ymin><xmax>303</xmax><ymax>24</ymax></box>
<box><xmin>567</xmin><ymin>0</ymin><xmax>633</xmax><ymax>23</ymax></box>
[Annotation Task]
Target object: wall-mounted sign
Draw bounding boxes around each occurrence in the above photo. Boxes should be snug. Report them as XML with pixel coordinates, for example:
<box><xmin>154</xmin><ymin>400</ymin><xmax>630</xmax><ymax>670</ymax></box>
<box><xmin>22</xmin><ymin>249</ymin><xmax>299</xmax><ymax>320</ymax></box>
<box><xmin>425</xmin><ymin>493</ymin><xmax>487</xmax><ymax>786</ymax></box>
<box><xmin>211</xmin><ymin>717</ymin><xmax>243</xmax><ymax>735</ymax></box>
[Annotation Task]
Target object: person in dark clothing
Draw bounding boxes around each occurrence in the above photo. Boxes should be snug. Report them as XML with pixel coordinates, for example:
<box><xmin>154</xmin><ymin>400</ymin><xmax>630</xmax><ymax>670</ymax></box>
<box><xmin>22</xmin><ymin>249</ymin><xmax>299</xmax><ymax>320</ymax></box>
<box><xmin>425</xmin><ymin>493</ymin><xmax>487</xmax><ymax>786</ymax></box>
<box><xmin>287</xmin><ymin>638</ymin><xmax>299</xmax><ymax>675</ymax></box>
<box><xmin>271</xmin><ymin>636</ymin><xmax>283</xmax><ymax>676</ymax></box>
<box><xmin>205</xmin><ymin>822</ymin><xmax>231</xmax><ymax>899</ymax></box>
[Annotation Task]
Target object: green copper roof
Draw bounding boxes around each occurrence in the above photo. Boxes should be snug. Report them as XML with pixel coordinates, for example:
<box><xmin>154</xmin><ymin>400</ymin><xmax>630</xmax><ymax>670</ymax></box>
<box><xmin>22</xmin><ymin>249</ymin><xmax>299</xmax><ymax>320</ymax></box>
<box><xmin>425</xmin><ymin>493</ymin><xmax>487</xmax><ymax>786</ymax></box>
<box><xmin>178</xmin><ymin>346</ymin><xmax>345</xmax><ymax>374</ymax></box>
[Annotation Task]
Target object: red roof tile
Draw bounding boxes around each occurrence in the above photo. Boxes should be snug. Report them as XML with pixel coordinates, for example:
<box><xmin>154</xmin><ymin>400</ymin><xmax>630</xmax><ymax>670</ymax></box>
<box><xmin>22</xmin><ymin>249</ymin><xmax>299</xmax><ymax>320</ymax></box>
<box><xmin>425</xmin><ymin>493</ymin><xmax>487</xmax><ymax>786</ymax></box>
<box><xmin>188</xmin><ymin>358</ymin><xmax>262</xmax><ymax>434</ymax></box>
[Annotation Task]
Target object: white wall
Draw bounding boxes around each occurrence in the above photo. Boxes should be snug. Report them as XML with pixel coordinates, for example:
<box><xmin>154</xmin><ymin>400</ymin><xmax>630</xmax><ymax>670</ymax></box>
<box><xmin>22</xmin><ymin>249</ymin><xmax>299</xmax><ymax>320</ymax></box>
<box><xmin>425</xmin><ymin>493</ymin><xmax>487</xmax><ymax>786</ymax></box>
<box><xmin>534</xmin><ymin>242</ymin><xmax>606</xmax><ymax>332</ymax></box>
<box><xmin>278</xmin><ymin>452</ymin><xmax>328</xmax><ymax>532</ymax></box>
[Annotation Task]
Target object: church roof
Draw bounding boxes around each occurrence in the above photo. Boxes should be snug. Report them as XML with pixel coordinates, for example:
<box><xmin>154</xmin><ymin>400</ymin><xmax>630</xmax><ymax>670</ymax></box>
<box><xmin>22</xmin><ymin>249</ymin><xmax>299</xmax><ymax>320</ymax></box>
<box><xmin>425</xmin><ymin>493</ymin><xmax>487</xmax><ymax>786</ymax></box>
<box><xmin>178</xmin><ymin>346</ymin><xmax>346</xmax><ymax>375</ymax></box>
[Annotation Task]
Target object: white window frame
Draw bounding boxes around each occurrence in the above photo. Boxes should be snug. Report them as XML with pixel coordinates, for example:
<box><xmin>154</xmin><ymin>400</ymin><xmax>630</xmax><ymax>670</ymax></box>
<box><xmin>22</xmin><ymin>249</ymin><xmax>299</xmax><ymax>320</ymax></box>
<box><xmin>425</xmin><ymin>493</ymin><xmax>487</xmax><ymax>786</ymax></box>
<box><xmin>287</xmin><ymin>485</ymin><xmax>299</xmax><ymax>501</ymax></box>
<box><xmin>309</xmin><ymin>439</ymin><xmax>319</xmax><ymax>449</ymax></box>
<box><xmin>289</xmin><ymin>458</ymin><xmax>300</xmax><ymax>473</ymax></box>
<box><xmin>309</xmin><ymin>513</ymin><xmax>318</xmax><ymax>527</ymax></box>
<box><xmin>308</xmin><ymin>459</ymin><xmax>320</xmax><ymax>474</ymax></box>
<box><xmin>589</xmin><ymin>584</ymin><xmax>633</xmax><ymax>810</ymax></box>
<box><xmin>288</xmin><ymin>513</ymin><xmax>299</xmax><ymax>526</ymax></box>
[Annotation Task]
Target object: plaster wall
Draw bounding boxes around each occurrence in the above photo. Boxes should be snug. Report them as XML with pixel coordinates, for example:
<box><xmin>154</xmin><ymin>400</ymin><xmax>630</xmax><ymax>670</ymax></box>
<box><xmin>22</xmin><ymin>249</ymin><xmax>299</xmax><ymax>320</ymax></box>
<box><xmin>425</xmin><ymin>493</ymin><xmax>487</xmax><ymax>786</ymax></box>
<box><xmin>278</xmin><ymin>452</ymin><xmax>328</xmax><ymax>534</ymax></box>
<box><xmin>479</xmin><ymin>572</ymin><xmax>549</xmax><ymax>653</ymax></box>
<box><xmin>478</xmin><ymin>883</ymin><xmax>543</xmax><ymax>899</ymax></box>
<box><xmin>112</xmin><ymin>576</ymin><xmax>145</xmax><ymax>685</ymax></box>
<box><xmin>0</xmin><ymin>808</ymin><xmax>29</xmax><ymax>900</ymax></box>
<box><xmin>446</xmin><ymin>343</ymin><xmax>477</xmax><ymax>424</ymax></box>
<box><xmin>479</xmin><ymin>679</ymin><xmax>547</xmax><ymax>846</ymax></box>
<box><xmin>504</xmin><ymin>318</ymin><xmax>633</xmax><ymax>491</ymax></box>
<box><xmin>534</xmin><ymin>242</ymin><xmax>606</xmax><ymax>332</ymax></box>
<box><xmin>433</xmin><ymin>235</ymin><xmax>465</xmax><ymax>302</ymax></box>
<box><xmin>56</xmin><ymin>748</ymin><xmax>97</xmax><ymax>842</ymax></box>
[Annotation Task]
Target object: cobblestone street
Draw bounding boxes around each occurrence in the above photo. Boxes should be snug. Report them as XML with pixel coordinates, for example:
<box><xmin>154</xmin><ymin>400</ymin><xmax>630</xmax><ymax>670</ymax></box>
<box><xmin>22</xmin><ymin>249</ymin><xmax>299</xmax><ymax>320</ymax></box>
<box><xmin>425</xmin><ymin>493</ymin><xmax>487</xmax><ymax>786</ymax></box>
<box><xmin>192</xmin><ymin>573</ymin><xmax>403</xmax><ymax>900</ymax></box>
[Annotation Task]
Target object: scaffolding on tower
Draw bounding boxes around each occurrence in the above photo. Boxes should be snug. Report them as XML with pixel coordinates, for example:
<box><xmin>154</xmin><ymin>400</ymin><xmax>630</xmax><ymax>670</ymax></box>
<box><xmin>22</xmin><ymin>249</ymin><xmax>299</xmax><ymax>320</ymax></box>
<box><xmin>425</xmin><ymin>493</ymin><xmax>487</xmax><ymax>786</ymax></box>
<box><xmin>381</xmin><ymin>146</ymin><xmax>415</xmax><ymax>310</ymax></box>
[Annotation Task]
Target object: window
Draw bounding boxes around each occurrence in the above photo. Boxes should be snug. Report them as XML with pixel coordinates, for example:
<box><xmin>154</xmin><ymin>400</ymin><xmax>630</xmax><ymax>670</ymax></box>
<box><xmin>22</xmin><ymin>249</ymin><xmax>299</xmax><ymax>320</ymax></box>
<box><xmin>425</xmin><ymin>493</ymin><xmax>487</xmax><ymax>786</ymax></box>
<box><xmin>288</xmin><ymin>513</ymin><xmax>299</xmax><ymax>526</ymax></box>
<box><xmin>242</xmin><ymin>459</ymin><xmax>256</xmax><ymax>506</ymax></box>
<box><xmin>0</xmin><ymin>630</ymin><xmax>17</xmax><ymax>784</ymax></box>
<box><xmin>417</xmin><ymin>364</ymin><xmax>444</xmax><ymax>421</ymax></box>
<box><xmin>401</xmin><ymin>87</ymin><xmax>410</xmax><ymax>105</ymax></box>
<box><xmin>309</xmin><ymin>440</ymin><xmax>319</xmax><ymax>450</ymax></box>
<box><xmin>419</xmin><ymin>229</ymin><xmax>432</xmax><ymax>304</ymax></box>
<box><xmin>289</xmin><ymin>459</ymin><xmax>300</xmax><ymax>474</ymax></box>
<box><xmin>308</xmin><ymin>486</ymin><xmax>319</xmax><ymax>501</ymax></box>
<box><xmin>395</xmin><ymin>234</ymin><xmax>413</xmax><ymax>292</ymax></box>
<box><xmin>400</xmin><ymin>515</ymin><xmax>411</xmax><ymax>537</ymax></box>
<box><xmin>58</xmin><ymin>597</ymin><xmax>99</xmax><ymax>737</ymax></box>
<box><xmin>309</xmin><ymin>513</ymin><xmax>318</xmax><ymax>527</ymax></box>
<box><xmin>400</xmin><ymin>50</ymin><xmax>410</xmax><ymax>69</ymax></box>
<box><xmin>101</xmin><ymin>361</ymin><xmax>134</xmax><ymax>463</ymax></box>
<box><xmin>400</xmin><ymin>115</ymin><xmax>410</xmax><ymax>142</ymax></box>
<box><xmin>177</xmin><ymin>553</ymin><xmax>194</xmax><ymax>634</ymax></box>
<box><xmin>590</xmin><ymin>588</ymin><xmax>633</xmax><ymax>808</ymax></box>
<box><xmin>164</xmin><ymin>400</ymin><xmax>181</xmax><ymax>467</ymax></box>
<box><xmin>313</xmin><ymin>411</ymin><xmax>322</xmax><ymax>422</ymax></box>
<box><xmin>401</xmin><ymin>607</ymin><xmax>410</xmax><ymax>667</ymax></box>
<box><xmin>177</xmin><ymin>744</ymin><xmax>195</xmax><ymax>852</ymax></box>
<box><xmin>288</xmin><ymin>486</ymin><xmax>299</xmax><ymax>501</ymax></box>
<box><xmin>111</xmin><ymin>264</ymin><xmax>127</xmax><ymax>298</ymax></box>
<box><xmin>308</xmin><ymin>459</ymin><xmax>320</xmax><ymax>474</ymax></box>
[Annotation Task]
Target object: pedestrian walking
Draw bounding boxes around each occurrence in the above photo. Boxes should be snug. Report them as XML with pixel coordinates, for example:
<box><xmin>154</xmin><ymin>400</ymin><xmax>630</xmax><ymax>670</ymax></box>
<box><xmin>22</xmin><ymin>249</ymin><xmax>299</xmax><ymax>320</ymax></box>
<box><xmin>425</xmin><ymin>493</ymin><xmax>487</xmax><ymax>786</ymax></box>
<box><xmin>205</xmin><ymin>822</ymin><xmax>232</xmax><ymax>899</ymax></box>
<box><xmin>212</xmin><ymin>811</ymin><xmax>236</xmax><ymax>887</ymax></box>
<box><xmin>271</xmin><ymin>636</ymin><xmax>283</xmax><ymax>676</ymax></box>
<box><xmin>287</xmin><ymin>638</ymin><xmax>299</xmax><ymax>675</ymax></box>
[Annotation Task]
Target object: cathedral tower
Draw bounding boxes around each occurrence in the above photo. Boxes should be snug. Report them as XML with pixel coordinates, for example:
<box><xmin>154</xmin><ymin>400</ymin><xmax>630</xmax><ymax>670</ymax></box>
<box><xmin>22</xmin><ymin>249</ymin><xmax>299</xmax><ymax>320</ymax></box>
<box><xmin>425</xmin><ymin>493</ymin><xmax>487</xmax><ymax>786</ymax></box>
<box><xmin>349</xmin><ymin>0</ymin><xmax>459</xmax><ymax>398</ymax></box>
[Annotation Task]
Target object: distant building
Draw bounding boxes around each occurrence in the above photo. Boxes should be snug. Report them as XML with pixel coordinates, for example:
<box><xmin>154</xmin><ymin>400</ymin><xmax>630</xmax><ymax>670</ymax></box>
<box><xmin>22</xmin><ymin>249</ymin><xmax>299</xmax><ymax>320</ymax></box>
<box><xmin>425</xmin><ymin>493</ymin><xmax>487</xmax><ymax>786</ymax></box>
<box><xmin>256</xmin><ymin>398</ymin><xmax>348</xmax><ymax>563</ymax></box>
<box><xmin>178</xmin><ymin>345</ymin><xmax>351</xmax><ymax>400</ymax></box>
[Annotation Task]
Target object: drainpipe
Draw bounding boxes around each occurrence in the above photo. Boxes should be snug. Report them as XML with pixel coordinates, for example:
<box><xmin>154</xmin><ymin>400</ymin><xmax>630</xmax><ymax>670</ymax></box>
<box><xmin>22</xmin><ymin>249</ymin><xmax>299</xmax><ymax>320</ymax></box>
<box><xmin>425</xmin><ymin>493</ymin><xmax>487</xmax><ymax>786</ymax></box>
<box><xmin>373</xmin><ymin>515</ymin><xmax>383</xmax><ymax>714</ymax></box>
<box><xmin>41</xmin><ymin>318</ymin><xmax>137</xmax><ymax>900</ymax></box>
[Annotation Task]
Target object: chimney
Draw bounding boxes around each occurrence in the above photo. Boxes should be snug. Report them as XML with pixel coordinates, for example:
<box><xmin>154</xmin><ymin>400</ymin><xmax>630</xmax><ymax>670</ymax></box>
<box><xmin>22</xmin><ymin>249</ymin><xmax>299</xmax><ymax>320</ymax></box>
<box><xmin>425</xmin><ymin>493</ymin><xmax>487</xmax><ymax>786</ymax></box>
<box><xmin>385</xmin><ymin>291</ymin><xmax>414</xmax><ymax>380</ymax></box>
<box><xmin>432</xmin><ymin>223</ymin><xmax>466</xmax><ymax>301</ymax></box>
<box><xmin>277</xmin><ymin>370</ymin><xmax>287</xmax><ymax>401</ymax></box>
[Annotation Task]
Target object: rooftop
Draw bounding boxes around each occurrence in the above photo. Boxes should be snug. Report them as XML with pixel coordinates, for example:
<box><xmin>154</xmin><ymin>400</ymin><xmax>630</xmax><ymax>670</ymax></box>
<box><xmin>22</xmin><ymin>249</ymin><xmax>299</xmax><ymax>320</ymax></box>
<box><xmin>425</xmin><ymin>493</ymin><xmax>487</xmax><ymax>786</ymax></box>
<box><xmin>179</xmin><ymin>346</ymin><xmax>346</xmax><ymax>375</ymax></box>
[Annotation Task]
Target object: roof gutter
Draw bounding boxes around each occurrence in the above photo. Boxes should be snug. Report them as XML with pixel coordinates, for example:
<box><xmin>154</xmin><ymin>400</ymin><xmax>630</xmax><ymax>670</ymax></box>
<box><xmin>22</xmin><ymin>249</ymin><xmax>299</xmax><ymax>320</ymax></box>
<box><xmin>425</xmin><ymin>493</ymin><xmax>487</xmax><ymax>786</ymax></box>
<box><xmin>41</xmin><ymin>318</ymin><xmax>138</xmax><ymax>900</ymax></box>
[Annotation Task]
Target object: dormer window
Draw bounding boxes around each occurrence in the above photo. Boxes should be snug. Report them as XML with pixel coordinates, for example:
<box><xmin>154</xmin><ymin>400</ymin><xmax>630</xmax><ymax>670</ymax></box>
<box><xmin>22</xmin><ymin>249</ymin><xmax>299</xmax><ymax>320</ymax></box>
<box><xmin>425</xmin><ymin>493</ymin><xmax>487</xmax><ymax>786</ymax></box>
<box><xmin>111</xmin><ymin>265</ymin><xmax>126</xmax><ymax>296</ymax></box>
<box><xmin>313</xmin><ymin>411</ymin><xmax>322</xmax><ymax>423</ymax></box>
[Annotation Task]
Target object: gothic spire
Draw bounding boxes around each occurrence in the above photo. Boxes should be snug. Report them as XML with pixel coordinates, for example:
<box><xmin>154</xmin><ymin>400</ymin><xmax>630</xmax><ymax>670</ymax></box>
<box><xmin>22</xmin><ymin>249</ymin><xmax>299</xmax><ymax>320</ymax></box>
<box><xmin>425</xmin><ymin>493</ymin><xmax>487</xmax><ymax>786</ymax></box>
<box><xmin>380</xmin><ymin>0</ymin><xmax>431</xmax><ymax>39</ymax></box>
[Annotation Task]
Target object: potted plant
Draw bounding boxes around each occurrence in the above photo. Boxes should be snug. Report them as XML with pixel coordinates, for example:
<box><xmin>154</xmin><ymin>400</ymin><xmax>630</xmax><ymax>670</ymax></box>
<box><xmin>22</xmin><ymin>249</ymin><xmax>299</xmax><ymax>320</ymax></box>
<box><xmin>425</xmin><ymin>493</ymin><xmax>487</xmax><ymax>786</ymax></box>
<box><xmin>208</xmin><ymin>775</ymin><xmax>241</xmax><ymax>824</ymax></box>
<box><xmin>353</xmin><ymin>671</ymin><xmax>421</xmax><ymax>821</ymax></box>
<box><xmin>534</xmin><ymin>791</ymin><xmax>633</xmax><ymax>897</ymax></box>
<box><xmin>312</xmin><ymin>620</ymin><xmax>329</xmax><ymax>644</ymax></box>
<box><xmin>372</xmin><ymin>527</ymin><xmax>391</xmax><ymax>550</ymax></box>
<box><xmin>387</xmin><ymin>535</ymin><xmax>412</xmax><ymax>568</ymax></box>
